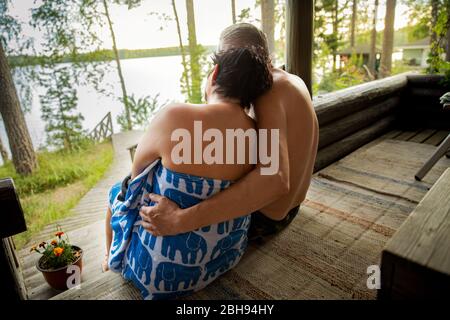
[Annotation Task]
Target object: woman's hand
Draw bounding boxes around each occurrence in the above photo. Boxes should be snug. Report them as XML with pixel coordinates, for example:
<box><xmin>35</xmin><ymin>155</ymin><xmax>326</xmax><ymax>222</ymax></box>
<box><xmin>139</xmin><ymin>194</ymin><xmax>187</xmax><ymax>236</ymax></box>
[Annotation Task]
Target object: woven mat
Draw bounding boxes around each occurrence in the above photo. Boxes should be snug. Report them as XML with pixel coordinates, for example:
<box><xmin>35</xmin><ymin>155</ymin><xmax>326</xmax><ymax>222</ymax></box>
<box><xmin>190</xmin><ymin>139</ymin><xmax>450</xmax><ymax>299</ymax></box>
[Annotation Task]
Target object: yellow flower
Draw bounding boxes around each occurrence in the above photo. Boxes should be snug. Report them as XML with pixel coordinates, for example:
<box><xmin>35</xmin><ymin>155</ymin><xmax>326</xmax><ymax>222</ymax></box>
<box><xmin>30</xmin><ymin>245</ymin><xmax>37</xmax><ymax>253</ymax></box>
<box><xmin>53</xmin><ymin>247</ymin><xmax>64</xmax><ymax>257</ymax></box>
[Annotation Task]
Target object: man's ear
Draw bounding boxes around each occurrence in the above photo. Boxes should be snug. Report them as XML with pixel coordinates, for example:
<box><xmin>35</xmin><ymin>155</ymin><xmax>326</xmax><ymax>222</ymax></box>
<box><xmin>211</xmin><ymin>64</ymin><xmax>219</xmax><ymax>84</ymax></box>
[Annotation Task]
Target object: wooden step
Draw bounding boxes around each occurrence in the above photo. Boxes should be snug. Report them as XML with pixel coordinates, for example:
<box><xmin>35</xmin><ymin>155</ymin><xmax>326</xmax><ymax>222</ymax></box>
<box><xmin>51</xmin><ymin>271</ymin><xmax>141</xmax><ymax>300</ymax></box>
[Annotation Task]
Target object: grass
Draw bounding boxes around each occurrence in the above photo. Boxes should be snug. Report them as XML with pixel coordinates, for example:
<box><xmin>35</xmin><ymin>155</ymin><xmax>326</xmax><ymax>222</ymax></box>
<box><xmin>0</xmin><ymin>141</ymin><xmax>114</xmax><ymax>249</ymax></box>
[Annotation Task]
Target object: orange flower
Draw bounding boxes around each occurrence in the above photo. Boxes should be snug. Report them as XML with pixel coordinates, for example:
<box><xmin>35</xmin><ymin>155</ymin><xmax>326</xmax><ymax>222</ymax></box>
<box><xmin>55</xmin><ymin>231</ymin><xmax>64</xmax><ymax>238</ymax></box>
<box><xmin>39</xmin><ymin>241</ymin><xmax>46</xmax><ymax>248</ymax></box>
<box><xmin>51</xmin><ymin>240</ymin><xmax>58</xmax><ymax>246</ymax></box>
<box><xmin>53</xmin><ymin>247</ymin><xmax>64</xmax><ymax>257</ymax></box>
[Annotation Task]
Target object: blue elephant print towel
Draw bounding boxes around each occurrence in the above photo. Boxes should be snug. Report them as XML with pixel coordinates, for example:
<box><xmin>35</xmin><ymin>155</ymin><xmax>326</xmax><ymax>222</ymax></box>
<box><xmin>107</xmin><ymin>160</ymin><xmax>251</xmax><ymax>300</ymax></box>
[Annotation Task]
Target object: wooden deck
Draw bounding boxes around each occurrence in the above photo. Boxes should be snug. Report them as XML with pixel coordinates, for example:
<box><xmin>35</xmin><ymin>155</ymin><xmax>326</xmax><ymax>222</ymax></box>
<box><xmin>18</xmin><ymin>130</ymin><xmax>144</xmax><ymax>300</ymax></box>
<box><xmin>18</xmin><ymin>128</ymin><xmax>450</xmax><ymax>300</ymax></box>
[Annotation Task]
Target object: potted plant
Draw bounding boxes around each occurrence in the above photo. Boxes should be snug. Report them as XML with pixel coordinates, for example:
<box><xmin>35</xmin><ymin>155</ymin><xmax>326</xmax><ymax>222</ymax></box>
<box><xmin>31</xmin><ymin>228</ymin><xmax>83</xmax><ymax>290</ymax></box>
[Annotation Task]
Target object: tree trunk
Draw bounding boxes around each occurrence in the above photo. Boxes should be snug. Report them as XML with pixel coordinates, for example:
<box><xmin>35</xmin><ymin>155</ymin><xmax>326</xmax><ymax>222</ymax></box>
<box><xmin>350</xmin><ymin>0</ymin><xmax>357</xmax><ymax>49</ymax></box>
<box><xmin>0</xmin><ymin>135</ymin><xmax>9</xmax><ymax>164</ymax></box>
<box><xmin>368</xmin><ymin>0</ymin><xmax>379</xmax><ymax>75</ymax></box>
<box><xmin>171</xmin><ymin>0</ymin><xmax>191</xmax><ymax>99</ymax></box>
<box><xmin>332</xmin><ymin>0</ymin><xmax>338</xmax><ymax>73</ymax></box>
<box><xmin>446</xmin><ymin>0</ymin><xmax>450</xmax><ymax>62</ymax></box>
<box><xmin>261</xmin><ymin>0</ymin><xmax>275</xmax><ymax>54</ymax></box>
<box><xmin>447</xmin><ymin>25</ymin><xmax>450</xmax><ymax>62</ymax></box>
<box><xmin>185</xmin><ymin>0</ymin><xmax>202</xmax><ymax>103</ymax></box>
<box><xmin>380</xmin><ymin>0</ymin><xmax>396</xmax><ymax>78</ymax></box>
<box><xmin>231</xmin><ymin>0</ymin><xmax>236</xmax><ymax>24</ymax></box>
<box><xmin>0</xmin><ymin>42</ymin><xmax>37</xmax><ymax>175</ymax></box>
<box><xmin>430</xmin><ymin>0</ymin><xmax>439</xmax><ymax>49</ymax></box>
<box><xmin>102</xmin><ymin>0</ymin><xmax>132</xmax><ymax>131</ymax></box>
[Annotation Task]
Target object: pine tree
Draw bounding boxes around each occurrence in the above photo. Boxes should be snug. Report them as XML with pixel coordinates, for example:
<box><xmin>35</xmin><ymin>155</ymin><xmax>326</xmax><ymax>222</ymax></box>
<box><xmin>368</xmin><ymin>0</ymin><xmax>379</xmax><ymax>76</ymax></box>
<box><xmin>186</xmin><ymin>0</ymin><xmax>203</xmax><ymax>103</ymax></box>
<box><xmin>0</xmin><ymin>0</ymin><xmax>37</xmax><ymax>174</ymax></box>
<box><xmin>380</xmin><ymin>0</ymin><xmax>397</xmax><ymax>78</ymax></box>
<box><xmin>40</xmin><ymin>67</ymin><xmax>85</xmax><ymax>151</ymax></box>
<box><xmin>261</xmin><ymin>0</ymin><xmax>275</xmax><ymax>54</ymax></box>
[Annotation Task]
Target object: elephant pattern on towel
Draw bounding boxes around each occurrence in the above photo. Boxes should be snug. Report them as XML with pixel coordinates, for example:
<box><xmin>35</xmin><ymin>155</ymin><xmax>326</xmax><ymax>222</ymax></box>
<box><xmin>211</xmin><ymin>230</ymin><xmax>247</xmax><ymax>259</ymax></box>
<box><xmin>203</xmin><ymin>249</ymin><xmax>242</xmax><ymax>281</ymax></box>
<box><xmin>108</xmin><ymin>160</ymin><xmax>250</xmax><ymax>300</ymax></box>
<box><xmin>155</xmin><ymin>262</ymin><xmax>202</xmax><ymax>291</ymax></box>
<box><xmin>161</xmin><ymin>232</ymin><xmax>207</xmax><ymax>264</ymax></box>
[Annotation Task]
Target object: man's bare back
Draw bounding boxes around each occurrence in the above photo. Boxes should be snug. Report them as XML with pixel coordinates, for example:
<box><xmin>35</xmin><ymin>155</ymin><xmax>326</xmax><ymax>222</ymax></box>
<box><xmin>255</xmin><ymin>68</ymin><xmax>318</xmax><ymax>219</ymax></box>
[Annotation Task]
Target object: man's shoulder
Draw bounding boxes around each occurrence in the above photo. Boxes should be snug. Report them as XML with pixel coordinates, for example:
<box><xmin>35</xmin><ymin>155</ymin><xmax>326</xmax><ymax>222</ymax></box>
<box><xmin>272</xmin><ymin>68</ymin><xmax>307</xmax><ymax>92</ymax></box>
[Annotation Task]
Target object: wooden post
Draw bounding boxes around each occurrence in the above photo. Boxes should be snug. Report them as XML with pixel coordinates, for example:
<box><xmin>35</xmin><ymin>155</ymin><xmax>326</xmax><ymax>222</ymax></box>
<box><xmin>0</xmin><ymin>178</ymin><xmax>27</xmax><ymax>300</ymax></box>
<box><xmin>286</xmin><ymin>0</ymin><xmax>314</xmax><ymax>97</ymax></box>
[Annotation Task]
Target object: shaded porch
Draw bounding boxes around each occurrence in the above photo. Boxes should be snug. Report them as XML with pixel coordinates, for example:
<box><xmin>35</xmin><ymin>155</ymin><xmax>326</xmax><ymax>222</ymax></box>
<box><xmin>15</xmin><ymin>72</ymin><xmax>449</xmax><ymax>300</ymax></box>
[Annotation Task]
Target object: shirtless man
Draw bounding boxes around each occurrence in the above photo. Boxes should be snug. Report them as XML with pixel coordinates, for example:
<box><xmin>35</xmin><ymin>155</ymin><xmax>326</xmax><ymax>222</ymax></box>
<box><xmin>139</xmin><ymin>23</ymin><xmax>319</xmax><ymax>240</ymax></box>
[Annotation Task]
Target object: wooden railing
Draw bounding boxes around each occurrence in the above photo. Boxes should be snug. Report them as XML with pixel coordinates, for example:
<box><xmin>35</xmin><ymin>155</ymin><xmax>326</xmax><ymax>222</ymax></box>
<box><xmin>89</xmin><ymin>112</ymin><xmax>113</xmax><ymax>143</ymax></box>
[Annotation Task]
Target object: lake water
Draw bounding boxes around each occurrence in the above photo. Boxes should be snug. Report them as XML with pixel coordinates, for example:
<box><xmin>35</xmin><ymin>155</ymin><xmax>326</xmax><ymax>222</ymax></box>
<box><xmin>0</xmin><ymin>55</ymin><xmax>185</xmax><ymax>163</ymax></box>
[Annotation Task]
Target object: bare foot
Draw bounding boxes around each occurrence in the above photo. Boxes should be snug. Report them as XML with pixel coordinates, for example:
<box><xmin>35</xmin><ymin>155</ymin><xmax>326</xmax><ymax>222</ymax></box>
<box><xmin>102</xmin><ymin>254</ymin><xmax>109</xmax><ymax>272</ymax></box>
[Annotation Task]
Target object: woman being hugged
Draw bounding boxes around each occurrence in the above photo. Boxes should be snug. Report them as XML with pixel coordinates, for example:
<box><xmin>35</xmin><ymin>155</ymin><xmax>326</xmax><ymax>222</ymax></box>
<box><xmin>103</xmin><ymin>45</ymin><xmax>273</xmax><ymax>299</ymax></box>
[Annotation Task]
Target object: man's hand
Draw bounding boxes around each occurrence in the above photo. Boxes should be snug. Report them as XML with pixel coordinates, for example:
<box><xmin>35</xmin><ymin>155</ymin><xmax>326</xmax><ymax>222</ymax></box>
<box><xmin>139</xmin><ymin>194</ymin><xmax>186</xmax><ymax>236</ymax></box>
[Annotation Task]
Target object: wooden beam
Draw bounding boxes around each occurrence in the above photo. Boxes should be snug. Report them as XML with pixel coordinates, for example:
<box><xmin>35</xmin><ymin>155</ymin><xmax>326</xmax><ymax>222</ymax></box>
<box><xmin>0</xmin><ymin>179</ymin><xmax>27</xmax><ymax>238</ymax></box>
<box><xmin>314</xmin><ymin>115</ymin><xmax>395</xmax><ymax>172</ymax></box>
<box><xmin>286</xmin><ymin>0</ymin><xmax>314</xmax><ymax>96</ymax></box>
<box><xmin>314</xmin><ymin>74</ymin><xmax>407</xmax><ymax>126</ymax></box>
<box><xmin>0</xmin><ymin>179</ymin><xmax>27</xmax><ymax>300</ymax></box>
<box><xmin>407</xmin><ymin>74</ymin><xmax>448</xmax><ymax>88</ymax></box>
<box><xmin>380</xmin><ymin>168</ymin><xmax>450</xmax><ymax>299</ymax></box>
<box><xmin>318</xmin><ymin>96</ymin><xmax>400</xmax><ymax>149</ymax></box>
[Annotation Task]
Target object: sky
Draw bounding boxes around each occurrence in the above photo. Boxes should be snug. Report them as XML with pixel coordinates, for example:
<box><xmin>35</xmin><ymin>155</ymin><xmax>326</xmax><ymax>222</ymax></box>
<box><xmin>8</xmin><ymin>0</ymin><xmax>410</xmax><ymax>53</ymax></box>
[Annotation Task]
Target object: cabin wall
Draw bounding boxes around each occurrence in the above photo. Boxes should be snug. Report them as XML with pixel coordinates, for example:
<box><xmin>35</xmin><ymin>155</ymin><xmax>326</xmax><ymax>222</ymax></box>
<box><xmin>399</xmin><ymin>75</ymin><xmax>450</xmax><ymax>130</ymax></box>
<box><xmin>313</xmin><ymin>74</ymin><xmax>408</xmax><ymax>172</ymax></box>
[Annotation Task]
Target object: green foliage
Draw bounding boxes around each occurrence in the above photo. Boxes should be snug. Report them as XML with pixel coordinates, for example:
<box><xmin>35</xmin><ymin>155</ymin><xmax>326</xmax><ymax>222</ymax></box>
<box><xmin>317</xmin><ymin>58</ymin><xmax>366</xmax><ymax>94</ymax></box>
<box><xmin>401</xmin><ymin>0</ymin><xmax>432</xmax><ymax>41</ymax></box>
<box><xmin>427</xmin><ymin>0</ymin><xmax>450</xmax><ymax>85</ymax></box>
<box><xmin>0</xmin><ymin>0</ymin><xmax>20</xmax><ymax>49</ymax></box>
<box><xmin>40</xmin><ymin>67</ymin><xmax>86</xmax><ymax>150</ymax></box>
<box><xmin>31</xmin><ymin>229</ymin><xmax>80</xmax><ymax>270</ymax></box>
<box><xmin>184</xmin><ymin>44</ymin><xmax>207</xmax><ymax>103</ymax></box>
<box><xmin>117</xmin><ymin>94</ymin><xmax>167</xmax><ymax>131</ymax></box>
<box><xmin>4</xmin><ymin>142</ymin><xmax>113</xmax><ymax>248</ymax></box>
<box><xmin>0</xmin><ymin>141</ymin><xmax>112</xmax><ymax>196</ymax></box>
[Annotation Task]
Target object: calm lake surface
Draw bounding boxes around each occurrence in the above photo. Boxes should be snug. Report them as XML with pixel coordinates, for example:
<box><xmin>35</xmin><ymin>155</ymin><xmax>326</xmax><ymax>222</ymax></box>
<box><xmin>0</xmin><ymin>55</ymin><xmax>185</xmax><ymax>163</ymax></box>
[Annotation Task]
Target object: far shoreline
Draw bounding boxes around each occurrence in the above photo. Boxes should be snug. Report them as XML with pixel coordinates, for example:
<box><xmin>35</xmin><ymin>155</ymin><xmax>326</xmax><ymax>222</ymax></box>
<box><xmin>8</xmin><ymin>45</ymin><xmax>217</xmax><ymax>68</ymax></box>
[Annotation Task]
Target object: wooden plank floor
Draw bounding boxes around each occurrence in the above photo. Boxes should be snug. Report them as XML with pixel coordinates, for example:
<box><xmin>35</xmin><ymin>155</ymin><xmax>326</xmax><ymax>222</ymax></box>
<box><xmin>55</xmin><ymin>131</ymin><xmax>450</xmax><ymax>299</ymax></box>
<box><xmin>52</xmin><ymin>128</ymin><xmax>450</xmax><ymax>300</ymax></box>
<box><xmin>18</xmin><ymin>131</ymin><xmax>144</xmax><ymax>300</ymax></box>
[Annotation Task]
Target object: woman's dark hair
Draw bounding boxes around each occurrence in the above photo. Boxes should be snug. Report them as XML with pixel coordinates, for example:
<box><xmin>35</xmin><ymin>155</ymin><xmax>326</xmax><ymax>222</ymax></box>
<box><xmin>212</xmin><ymin>46</ymin><xmax>273</xmax><ymax>107</ymax></box>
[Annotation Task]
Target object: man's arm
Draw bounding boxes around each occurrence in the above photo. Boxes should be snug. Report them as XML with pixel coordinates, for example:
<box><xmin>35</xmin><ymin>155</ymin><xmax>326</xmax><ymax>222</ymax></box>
<box><xmin>140</xmin><ymin>88</ymin><xmax>291</xmax><ymax>236</ymax></box>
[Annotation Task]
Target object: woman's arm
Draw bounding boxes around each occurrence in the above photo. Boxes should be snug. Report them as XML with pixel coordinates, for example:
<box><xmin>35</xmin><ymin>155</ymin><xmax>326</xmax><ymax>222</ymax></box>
<box><xmin>139</xmin><ymin>94</ymin><xmax>291</xmax><ymax>236</ymax></box>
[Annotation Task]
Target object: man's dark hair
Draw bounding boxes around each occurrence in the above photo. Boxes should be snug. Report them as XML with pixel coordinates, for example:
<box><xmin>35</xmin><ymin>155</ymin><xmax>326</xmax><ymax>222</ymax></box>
<box><xmin>212</xmin><ymin>46</ymin><xmax>273</xmax><ymax>107</ymax></box>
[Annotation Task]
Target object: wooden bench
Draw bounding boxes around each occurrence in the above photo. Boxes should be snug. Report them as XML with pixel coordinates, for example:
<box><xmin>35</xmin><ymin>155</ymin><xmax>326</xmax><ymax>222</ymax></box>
<box><xmin>380</xmin><ymin>168</ymin><xmax>450</xmax><ymax>299</ymax></box>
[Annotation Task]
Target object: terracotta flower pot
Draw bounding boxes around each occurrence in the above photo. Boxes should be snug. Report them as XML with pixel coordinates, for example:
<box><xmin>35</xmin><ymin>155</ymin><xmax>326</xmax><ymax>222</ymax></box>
<box><xmin>36</xmin><ymin>245</ymin><xmax>83</xmax><ymax>290</ymax></box>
